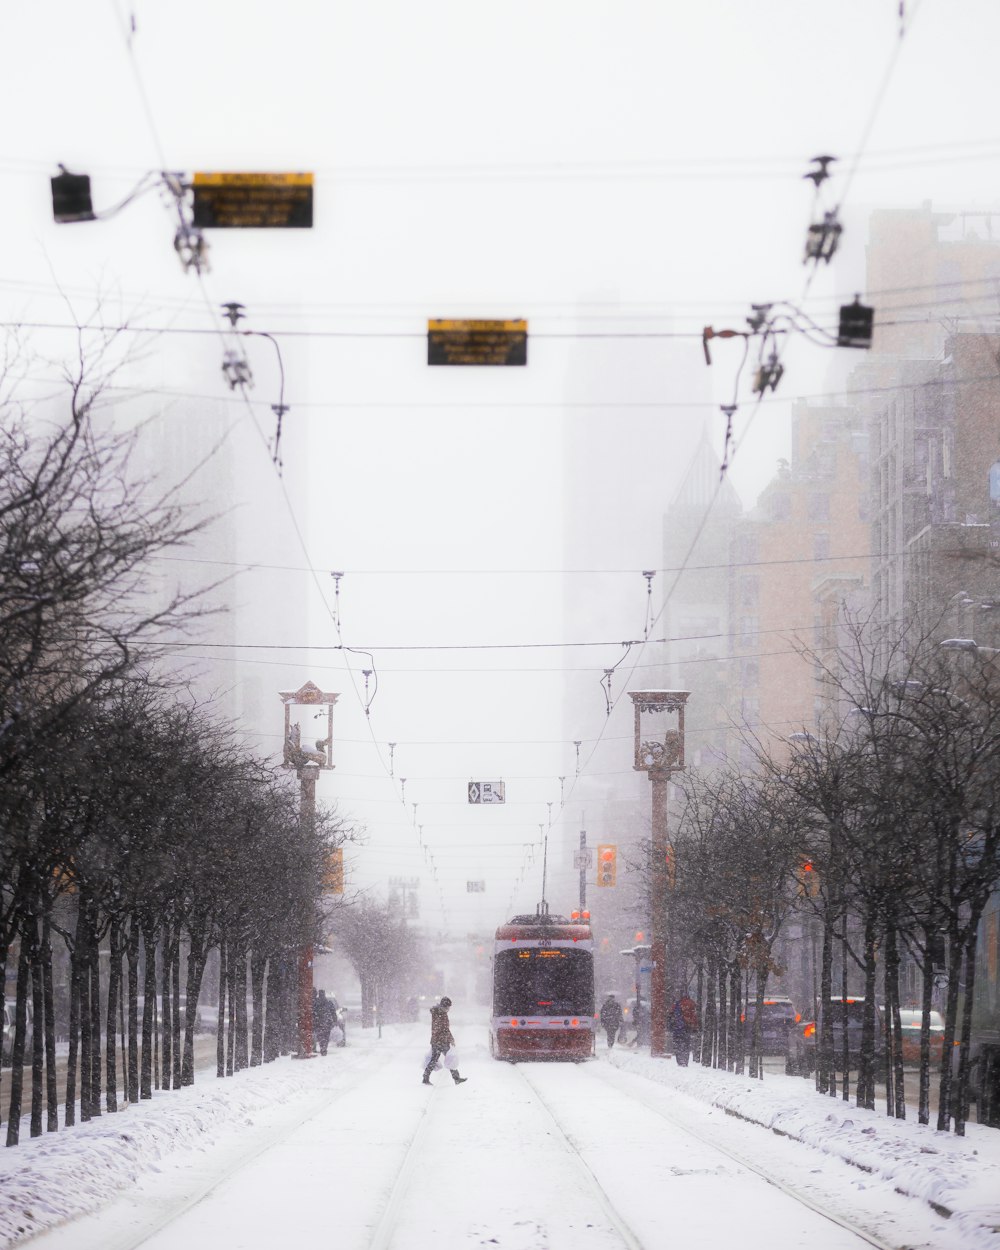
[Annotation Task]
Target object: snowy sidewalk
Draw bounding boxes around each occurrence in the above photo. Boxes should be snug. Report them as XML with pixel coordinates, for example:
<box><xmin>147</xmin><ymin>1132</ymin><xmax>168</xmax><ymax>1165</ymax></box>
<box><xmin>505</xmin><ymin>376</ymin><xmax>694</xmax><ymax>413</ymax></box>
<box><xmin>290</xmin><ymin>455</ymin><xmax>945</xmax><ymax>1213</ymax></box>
<box><xmin>0</xmin><ymin>1037</ymin><xmax>390</xmax><ymax>1250</ymax></box>
<box><xmin>607</xmin><ymin>1047</ymin><xmax>1000</xmax><ymax>1245</ymax></box>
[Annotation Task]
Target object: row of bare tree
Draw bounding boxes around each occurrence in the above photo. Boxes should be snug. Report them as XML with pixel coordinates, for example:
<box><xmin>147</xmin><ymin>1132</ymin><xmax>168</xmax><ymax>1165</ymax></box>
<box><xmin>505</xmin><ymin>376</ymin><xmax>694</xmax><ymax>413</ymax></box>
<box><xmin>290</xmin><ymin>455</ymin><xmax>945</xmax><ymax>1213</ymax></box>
<box><xmin>664</xmin><ymin>626</ymin><xmax>1000</xmax><ymax>1136</ymax></box>
<box><xmin>0</xmin><ymin>360</ymin><xmax>343</xmax><ymax>1146</ymax></box>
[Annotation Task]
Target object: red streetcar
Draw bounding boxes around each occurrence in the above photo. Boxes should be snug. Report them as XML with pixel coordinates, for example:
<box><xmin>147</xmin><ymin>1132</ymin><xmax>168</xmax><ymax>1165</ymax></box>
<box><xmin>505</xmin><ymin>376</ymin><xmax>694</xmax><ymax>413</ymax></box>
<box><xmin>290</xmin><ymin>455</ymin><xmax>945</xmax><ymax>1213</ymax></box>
<box><xmin>489</xmin><ymin>904</ymin><xmax>596</xmax><ymax>1061</ymax></box>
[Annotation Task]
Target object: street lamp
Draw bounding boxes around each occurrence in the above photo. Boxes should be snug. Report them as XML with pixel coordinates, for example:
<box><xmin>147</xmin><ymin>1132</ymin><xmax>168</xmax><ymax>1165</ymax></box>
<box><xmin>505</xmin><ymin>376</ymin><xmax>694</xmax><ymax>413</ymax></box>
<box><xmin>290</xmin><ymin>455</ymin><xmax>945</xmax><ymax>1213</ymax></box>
<box><xmin>629</xmin><ymin>689</ymin><xmax>689</xmax><ymax>1057</ymax></box>
<box><xmin>278</xmin><ymin>681</ymin><xmax>339</xmax><ymax>1059</ymax></box>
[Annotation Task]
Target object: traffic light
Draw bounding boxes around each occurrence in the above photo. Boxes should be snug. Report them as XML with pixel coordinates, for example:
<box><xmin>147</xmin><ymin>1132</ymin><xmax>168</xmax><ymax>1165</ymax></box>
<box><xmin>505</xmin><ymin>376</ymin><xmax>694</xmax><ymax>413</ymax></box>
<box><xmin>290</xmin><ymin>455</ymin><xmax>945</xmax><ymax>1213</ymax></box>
<box><xmin>323</xmin><ymin>848</ymin><xmax>344</xmax><ymax>895</ymax></box>
<box><xmin>597</xmin><ymin>843</ymin><xmax>617</xmax><ymax>887</ymax></box>
<box><xmin>797</xmin><ymin>859</ymin><xmax>819</xmax><ymax>898</ymax></box>
<box><xmin>51</xmin><ymin>169</ymin><xmax>95</xmax><ymax>223</ymax></box>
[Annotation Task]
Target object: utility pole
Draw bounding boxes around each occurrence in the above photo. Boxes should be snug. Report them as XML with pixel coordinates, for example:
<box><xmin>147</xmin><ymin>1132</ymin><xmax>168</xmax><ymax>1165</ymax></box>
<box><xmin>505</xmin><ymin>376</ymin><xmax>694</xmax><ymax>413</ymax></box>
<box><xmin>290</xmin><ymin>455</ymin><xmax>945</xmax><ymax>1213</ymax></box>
<box><xmin>579</xmin><ymin>829</ymin><xmax>588</xmax><ymax>913</ymax></box>
<box><xmin>278</xmin><ymin>681</ymin><xmax>339</xmax><ymax>1061</ymax></box>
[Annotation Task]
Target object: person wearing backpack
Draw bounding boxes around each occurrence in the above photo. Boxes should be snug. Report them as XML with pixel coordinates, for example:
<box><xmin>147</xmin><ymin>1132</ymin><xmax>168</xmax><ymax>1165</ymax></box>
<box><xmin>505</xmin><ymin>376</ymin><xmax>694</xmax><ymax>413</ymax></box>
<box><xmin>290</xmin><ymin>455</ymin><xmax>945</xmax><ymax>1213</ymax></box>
<box><xmin>670</xmin><ymin>993</ymin><xmax>699</xmax><ymax>1066</ymax></box>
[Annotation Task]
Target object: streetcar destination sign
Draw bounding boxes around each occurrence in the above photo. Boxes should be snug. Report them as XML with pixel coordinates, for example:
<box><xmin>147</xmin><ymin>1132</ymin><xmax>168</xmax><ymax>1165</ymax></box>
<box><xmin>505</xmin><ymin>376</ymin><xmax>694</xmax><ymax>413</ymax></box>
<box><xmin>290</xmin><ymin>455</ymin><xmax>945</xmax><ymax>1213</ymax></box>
<box><xmin>427</xmin><ymin>319</ymin><xmax>527</xmax><ymax>366</ymax></box>
<box><xmin>192</xmin><ymin>172</ymin><xmax>314</xmax><ymax>228</ymax></box>
<box><xmin>468</xmin><ymin>780</ymin><xmax>505</xmax><ymax>804</ymax></box>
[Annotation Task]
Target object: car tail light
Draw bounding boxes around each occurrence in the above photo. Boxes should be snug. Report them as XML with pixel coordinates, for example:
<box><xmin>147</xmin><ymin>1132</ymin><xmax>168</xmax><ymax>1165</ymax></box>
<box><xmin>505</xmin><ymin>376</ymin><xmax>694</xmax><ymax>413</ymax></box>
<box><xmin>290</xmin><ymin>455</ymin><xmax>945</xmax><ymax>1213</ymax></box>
<box><xmin>804</xmin><ymin>1022</ymin><xmax>816</xmax><ymax>1038</ymax></box>
<box><xmin>794</xmin><ymin>1013</ymin><xmax>801</xmax><ymax>1023</ymax></box>
<box><xmin>571</xmin><ymin>1018</ymin><xmax>579</xmax><ymax>1027</ymax></box>
<box><xmin>739</xmin><ymin>1013</ymin><xmax>746</xmax><ymax>1023</ymax></box>
<box><xmin>510</xmin><ymin>1019</ymin><xmax>518</xmax><ymax>1028</ymax></box>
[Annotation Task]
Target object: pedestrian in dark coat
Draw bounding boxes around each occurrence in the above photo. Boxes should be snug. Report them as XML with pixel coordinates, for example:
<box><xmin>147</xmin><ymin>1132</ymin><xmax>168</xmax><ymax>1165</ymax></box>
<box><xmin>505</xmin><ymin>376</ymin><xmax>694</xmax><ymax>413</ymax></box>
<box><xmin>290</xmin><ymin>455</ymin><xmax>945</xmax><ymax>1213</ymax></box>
<box><xmin>670</xmin><ymin>994</ymin><xmax>699</xmax><ymax>1066</ymax></box>
<box><xmin>314</xmin><ymin>989</ymin><xmax>336</xmax><ymax>1055</ymax></box>
<box><xmin>599</xmin><ymin>993</ymin><xmax>624</xmax><ymax>1048</ymax></box>
<box><xmin>422</xmin><ymin>996</ymin><xmax>467</xmax><ymax>1085</ymax></box>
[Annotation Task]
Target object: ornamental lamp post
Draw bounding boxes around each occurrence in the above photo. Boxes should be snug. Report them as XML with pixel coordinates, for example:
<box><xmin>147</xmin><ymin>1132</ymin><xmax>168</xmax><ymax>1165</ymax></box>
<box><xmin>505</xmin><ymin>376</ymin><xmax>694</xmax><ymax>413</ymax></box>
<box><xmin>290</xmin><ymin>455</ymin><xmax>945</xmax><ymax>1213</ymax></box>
<box><xmin>279</xmin><ymin>680</ymin><xmax>339</xmax><ymax>1059</ymax></box>
<box><xmin>629</xmin><ymin>689</ymin><xmax>689</xmax><ymax>1058</ymax></box>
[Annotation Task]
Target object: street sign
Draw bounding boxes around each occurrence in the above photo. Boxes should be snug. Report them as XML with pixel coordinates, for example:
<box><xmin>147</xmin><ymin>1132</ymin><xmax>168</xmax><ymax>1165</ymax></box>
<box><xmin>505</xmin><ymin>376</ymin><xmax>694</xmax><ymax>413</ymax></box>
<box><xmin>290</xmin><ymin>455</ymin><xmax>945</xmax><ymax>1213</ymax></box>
<box><xmin>468</xmin><ymin>781</ymin><xmax>505</xmax><ymax>804</ymax></box>
<box><xmin>467</xmin><ymin>880</ymin><xmax>486</xmax><ymax>893</ymax></box>
<box><xmin>428</xmin><ymin>319</ymin><xmax>527</xmax><ymax>366</ymax></box>
<box><xmin>389</xmin><ymin>876</ymin><xmax>420</xmax><ymax>889</ymax></box>
<box><xmin>573</xmin><ymin>849</ymin><xmax>594</xmax><ymax>870</ymax></box>
<box><xmin>192</xmin><ymin>172</ymin><xmax>314</xmax><ymax>228</ymax></box>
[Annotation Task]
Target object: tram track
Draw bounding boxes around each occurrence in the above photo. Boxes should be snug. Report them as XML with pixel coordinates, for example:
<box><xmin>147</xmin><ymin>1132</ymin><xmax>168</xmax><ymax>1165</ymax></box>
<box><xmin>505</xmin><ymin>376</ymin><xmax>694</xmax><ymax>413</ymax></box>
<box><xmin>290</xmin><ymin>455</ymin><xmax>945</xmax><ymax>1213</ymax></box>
<box><xmin>514</xmin><ymin>1064</ymin><xmax>646</xmax><ymax>1250</ymax></box>
<box><xmin>585</xmin><ymin>1059</ymin><xmax>904</xmax><ymax>1250</ymax></box>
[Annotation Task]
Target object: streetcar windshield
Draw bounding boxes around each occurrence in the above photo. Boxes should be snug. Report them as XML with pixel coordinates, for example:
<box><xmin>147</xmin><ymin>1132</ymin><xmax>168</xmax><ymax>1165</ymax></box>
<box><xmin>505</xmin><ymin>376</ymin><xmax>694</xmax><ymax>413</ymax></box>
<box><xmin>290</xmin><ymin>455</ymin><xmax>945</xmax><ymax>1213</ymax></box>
<box><xmin>493</xmin><ymin>948</ymin><xmax>594</xmax><ymax>1016</ymax></box>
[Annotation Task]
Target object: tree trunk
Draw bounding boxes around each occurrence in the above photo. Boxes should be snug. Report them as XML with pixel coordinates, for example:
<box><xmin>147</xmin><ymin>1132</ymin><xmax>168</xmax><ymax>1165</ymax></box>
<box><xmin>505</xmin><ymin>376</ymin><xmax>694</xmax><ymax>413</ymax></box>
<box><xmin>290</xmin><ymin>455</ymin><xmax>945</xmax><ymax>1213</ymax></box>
<box><xmin>171</xmin><ymin>924</ymin><xmax>182</xmax><ymax>1091</ymax></box>
<box><xmin>918</xmin><ymin>937</ymin><xmax>935</xmax><ymax>1125</ymax></box>
<box><xmin>226</xmin><ymin>948</ymin><xmax>236</xmax><ymax>1076</ymax></box>
<box><xmin>65</xmin><ymin>942</ymin><xmax>81</xmax><ymax>1127</ymax></box>
<box><xmin>5</xmin><ymin>938</ymin><xmax>30</xmax><ymax>1146</ymax></box>
<box><xmin>700</xmin><ymin>955</ymin><xmax>717</xmax><ymax>1067</ymax></box>
<box><xmin>217</xmin><ymin>940</ymin><xmax>227</xmax><ymax>1079</ymax></box>
<box><xmin>159</xmin><ymin>925</ymin><xmax>173</xmax><ymax>1091</ymax></box>
<box><xmin>818</xmin><ymin>906</ymin><xmax>835</xmax><ymax>1095</ymax></box>
<box><xmin>716</xmin><ymin>959</ymin><xmax>727</xmax><ymax>1070</ymax></box>
<box><xmin>955</xmin><ymin>927</ymin><xmax>980</xmax><ymax>1136</ymax></box>
<box><xmin>262</xmin><ymin>949</ymin><xmax>280</xmax><ymax>1064</ymax></box>
<box><xmin>126</xmin><ymin>919</ymin><xmax>139</xmax><ymax>1104</ymax></box>
<box><xmin>140</xmin><ymin>922</ymin><xmax>157</xmax><ymax>1100</ymax></box>
<box><xmin>88</xmin><ymin>936</ymin><xmax>101</xmax><ymax>1118</ymax></box>
<box><xmin>105</xmin><ymin>920</ymin><xmax>121</xmax><ymax>1113</ymax></box>
<box><xmin>937</xmin><ymin>924</ymin><xmax>963</xmax><ymax>1132</ymax></box>
<box><xmin>234</xmin><ymin>947</ymin><xmax>249</xmax><ymax>1072</ymax></box>
<box><xmin>29</xmin><ymin>919</ymin><xmax>44</xmax><ymax>1138</ymax></box>
<box><xmin>886</xmin><ymin>924</ymin><xmax>905</xmax><ymax>1120</ymax></box>
<box><xmin>856</xmin><ymin>914</ymin><xmax>877</xmax><ymax>1111</ymax></box>
<box><xmin>250</xmin><ymin>950</ymin><xmax>266</xmax><ymax>1067</ymax></box>
<box><xmin>78</xmin><ymin>925</ymin><xmax>92</xmax><ymax>1122</ymax></box>
<box><xmin>181</xmin><ymin>925</ymin><xmax>207</xmax><ymax>1088</ymax></box>
<box><xmin>41</xmin><ymin>916</ymin><xmax>58</xmax><ymax>1132</ymax></box>
<box><xmin>731</xmin><ymin>965</ymin><xmax>744</xmax><ymax>1075</ymax></box>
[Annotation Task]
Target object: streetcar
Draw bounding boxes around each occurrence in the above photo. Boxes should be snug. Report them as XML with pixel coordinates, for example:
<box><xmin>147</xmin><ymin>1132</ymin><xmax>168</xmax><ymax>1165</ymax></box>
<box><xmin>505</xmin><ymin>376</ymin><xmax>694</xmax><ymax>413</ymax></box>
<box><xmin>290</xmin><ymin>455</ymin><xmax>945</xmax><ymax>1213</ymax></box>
<box><xmin>489</xmin><ymin>903</ymin><xmax>596</xmax><ymax>1061</ymax></box>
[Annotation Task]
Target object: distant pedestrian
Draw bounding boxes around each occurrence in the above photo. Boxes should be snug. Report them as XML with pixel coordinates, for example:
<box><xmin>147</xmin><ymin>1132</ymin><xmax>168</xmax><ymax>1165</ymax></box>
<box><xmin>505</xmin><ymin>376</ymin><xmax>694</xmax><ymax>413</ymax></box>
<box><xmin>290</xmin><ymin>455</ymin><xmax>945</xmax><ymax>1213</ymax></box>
<box><xmin>314</xmin><ymin>989</ymin><xmax>336</xmax><ymax>1055</ymax></box>
<box><xmin>422</xmin><ymin>996</ymin><xmax>467</xmax><ymax>1086</ymax></box>
<box><xmin>600</xmin><ymin>993</ymin><xmax>624</xmax><ymax>1049</ymax></box>
<box><xmin>670</xmin><ymin>993</ymin><xmax>699</xmax><ymax>1066</ymax></box>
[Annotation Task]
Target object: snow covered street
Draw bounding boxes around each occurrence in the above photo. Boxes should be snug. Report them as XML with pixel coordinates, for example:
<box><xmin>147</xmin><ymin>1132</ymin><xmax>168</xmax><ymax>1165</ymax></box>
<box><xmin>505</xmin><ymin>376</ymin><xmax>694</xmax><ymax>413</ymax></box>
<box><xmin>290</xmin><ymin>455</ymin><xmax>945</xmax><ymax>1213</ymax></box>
<box><xmin>4</xmin><ymin>1016</ymin><xmax>997</xmax><ymax>1250</ymax></box>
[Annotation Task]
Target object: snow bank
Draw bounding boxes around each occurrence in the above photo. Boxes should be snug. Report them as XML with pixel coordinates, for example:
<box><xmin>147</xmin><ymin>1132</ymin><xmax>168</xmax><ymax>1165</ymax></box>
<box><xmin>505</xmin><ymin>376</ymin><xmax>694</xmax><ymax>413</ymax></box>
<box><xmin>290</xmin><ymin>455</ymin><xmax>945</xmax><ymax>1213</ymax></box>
<box><xmin>609</xmin><ymin>1049</ymin><xmax>1000</xmax><ymax>1244</ymax></box>
<box><xmin>0</xmin><ymin>1057</ymin><xmax>337</xmax><ymax>1249</ymax></box>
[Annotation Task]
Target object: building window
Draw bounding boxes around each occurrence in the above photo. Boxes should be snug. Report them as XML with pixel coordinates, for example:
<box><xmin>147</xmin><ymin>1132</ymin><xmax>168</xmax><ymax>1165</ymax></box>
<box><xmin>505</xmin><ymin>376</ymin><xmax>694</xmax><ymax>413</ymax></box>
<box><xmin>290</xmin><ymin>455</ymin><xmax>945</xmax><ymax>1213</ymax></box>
<box><xmin>814</xmin><ymin>532</ymin><xmax>830</xmax><ymax>562</ymax></box>
<box><xmin>990</xmin><ymin>460</ymin><xmax>1000</xmax><ymax>509</ymax></box>
<box><xmin>738</xmin><ymin>616</ymin><xmax>758</xmax><ymax>647</ymax></box>
<box><xmin>739</xmin><ymin>657</ymin><xmax>759</xmax><ymax>688</ymax></box>
<box><xmin>808</xmin><ymin>493</ymin><xmax>831</xmax><ymax>523</ymax></box>
<box><xmin>770</xmin><ymin>493</ymin><xmax>791</xmax><ymax>522</ymax></box>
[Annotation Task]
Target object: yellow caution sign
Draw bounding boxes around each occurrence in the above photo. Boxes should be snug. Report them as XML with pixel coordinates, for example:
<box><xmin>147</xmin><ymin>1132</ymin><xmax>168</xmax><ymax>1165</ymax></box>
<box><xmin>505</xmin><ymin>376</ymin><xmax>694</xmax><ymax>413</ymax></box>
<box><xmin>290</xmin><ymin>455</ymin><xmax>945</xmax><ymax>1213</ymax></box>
<box><xmin>428</xmin><ymin>319</ymin><xmax>527</xmax><ymax>366</ymax></box>
<box><xmin>193</xmin><ymin>172</ymin><xmax>313</xmax><ymax>228</ymax></box>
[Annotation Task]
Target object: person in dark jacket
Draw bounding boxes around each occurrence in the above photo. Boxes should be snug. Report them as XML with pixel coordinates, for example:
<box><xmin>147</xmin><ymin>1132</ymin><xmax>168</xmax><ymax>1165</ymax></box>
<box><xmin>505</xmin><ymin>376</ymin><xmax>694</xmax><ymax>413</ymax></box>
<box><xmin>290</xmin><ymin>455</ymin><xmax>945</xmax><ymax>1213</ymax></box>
<box><xmin>670</xmin><ymin>994</ymin><xmax>699</xmax><ymax>1066</ymax></box>
<box><xmin>314</xmin><ymin>989</ymin><xmax>337</xmax><ymax>1056</ymax></box>
<box><xmin>422</xmin><ymin>996</ymin><xmax>467</xmax><ymax>1085</ymax></box>
<box><xmin>599</xmin><ymin>993</ymin><xmax>624</xmax><ymax>1048</ymax></box>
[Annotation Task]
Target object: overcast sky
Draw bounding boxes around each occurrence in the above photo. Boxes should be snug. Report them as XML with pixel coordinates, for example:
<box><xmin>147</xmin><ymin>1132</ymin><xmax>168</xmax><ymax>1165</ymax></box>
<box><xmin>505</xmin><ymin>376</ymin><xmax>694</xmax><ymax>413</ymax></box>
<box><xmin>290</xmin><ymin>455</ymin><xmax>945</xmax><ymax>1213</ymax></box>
<box><xmin>5</xmin><ymin>1</ymin><xmax>1000</xmax><ymax>932</ymax></box>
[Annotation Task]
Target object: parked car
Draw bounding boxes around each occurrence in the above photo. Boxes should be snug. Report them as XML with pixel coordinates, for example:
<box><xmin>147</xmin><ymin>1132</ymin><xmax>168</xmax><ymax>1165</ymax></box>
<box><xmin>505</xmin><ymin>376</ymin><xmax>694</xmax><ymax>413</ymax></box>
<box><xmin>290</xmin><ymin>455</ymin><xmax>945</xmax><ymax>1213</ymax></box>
<box><xmin>893</xmin><ymin>1008</ymin><xmax>945</xmax><ymax>1064</ymax></box>
<box><xmin>786</xmin><ymin>997</ymin><xmax>884</xmax><ymax>1075</ymax></box>
<box><xmin>741</xmin><ymin>996</ymin><xmax>800</xmax><ymax>1055</ymax></box>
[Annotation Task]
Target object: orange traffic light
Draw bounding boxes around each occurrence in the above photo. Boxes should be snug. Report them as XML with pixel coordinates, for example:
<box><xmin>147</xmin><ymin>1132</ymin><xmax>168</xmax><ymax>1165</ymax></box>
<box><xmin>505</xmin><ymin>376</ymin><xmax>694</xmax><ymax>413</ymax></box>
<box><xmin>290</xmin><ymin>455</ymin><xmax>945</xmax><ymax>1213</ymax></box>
<box><xmin>597</xmin><ymin>843</ymin><xmax>617</xmax><ymax>887</ymax></box>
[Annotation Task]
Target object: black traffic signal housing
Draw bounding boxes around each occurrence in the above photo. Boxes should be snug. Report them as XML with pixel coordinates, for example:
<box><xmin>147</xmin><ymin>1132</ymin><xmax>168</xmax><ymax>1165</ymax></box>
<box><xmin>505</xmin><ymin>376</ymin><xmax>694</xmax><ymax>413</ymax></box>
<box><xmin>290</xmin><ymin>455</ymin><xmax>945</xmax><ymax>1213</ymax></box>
<box><xmin>51</xmin><ymin>169</ymin><xmax>95</xmax><ymax>223</ymax></box>
<box><xmin>597</xmin><ymin>843</ymin><xmax>617</xmax><ymax>887</ymax></box>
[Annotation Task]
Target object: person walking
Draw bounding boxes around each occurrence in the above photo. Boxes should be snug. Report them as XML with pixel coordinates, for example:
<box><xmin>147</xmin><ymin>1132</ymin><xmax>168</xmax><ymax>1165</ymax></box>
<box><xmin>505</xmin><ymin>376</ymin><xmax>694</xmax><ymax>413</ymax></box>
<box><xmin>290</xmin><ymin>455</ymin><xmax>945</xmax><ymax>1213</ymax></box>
<box><xmin>670</xmin><ymin>992</ymin><xmax>699</xmax><ymax>1066</ymax></box>
<box><xmin>599</xmin><ymin>993</ymin><xmax>624</xmax><ymax>1049</ymax></box>
<box><xmin>314</xmin><ymin>989</ymin><xmax>335</xmax><ymax>1056</ymax></box>
<box><xmin>422</xmin><ymin>996</ymin><xmax>467</xmax><ymax>1086</ymax></box>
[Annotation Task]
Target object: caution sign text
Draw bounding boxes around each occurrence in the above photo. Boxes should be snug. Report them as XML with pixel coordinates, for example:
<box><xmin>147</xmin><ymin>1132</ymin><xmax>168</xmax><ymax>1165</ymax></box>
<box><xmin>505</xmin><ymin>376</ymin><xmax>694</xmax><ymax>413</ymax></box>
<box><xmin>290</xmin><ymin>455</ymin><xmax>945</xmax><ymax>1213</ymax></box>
<box><xmin>193</xmin><ymin>173</ymin><xmax>314</xmax><ymax>228</ymax></box>
<box><xmin>428</xmin><ymin>320</ymin><xmax>527</xmax><ymax>366</ymax></box>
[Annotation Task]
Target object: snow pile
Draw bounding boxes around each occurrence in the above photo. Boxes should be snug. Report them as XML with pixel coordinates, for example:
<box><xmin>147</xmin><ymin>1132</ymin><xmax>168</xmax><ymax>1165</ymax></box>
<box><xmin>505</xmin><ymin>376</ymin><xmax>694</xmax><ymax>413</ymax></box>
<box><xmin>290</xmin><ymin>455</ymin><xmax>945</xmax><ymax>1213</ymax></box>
<box><xmin>609</xmin><ymin>1049</ymin><xmax>1000</xmax><ymax>1243</ymax></box>
<box><xmin>0</xmin><ymin>1057</ymin><xmax>339</xmax><ymax>1249</ymax></box>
